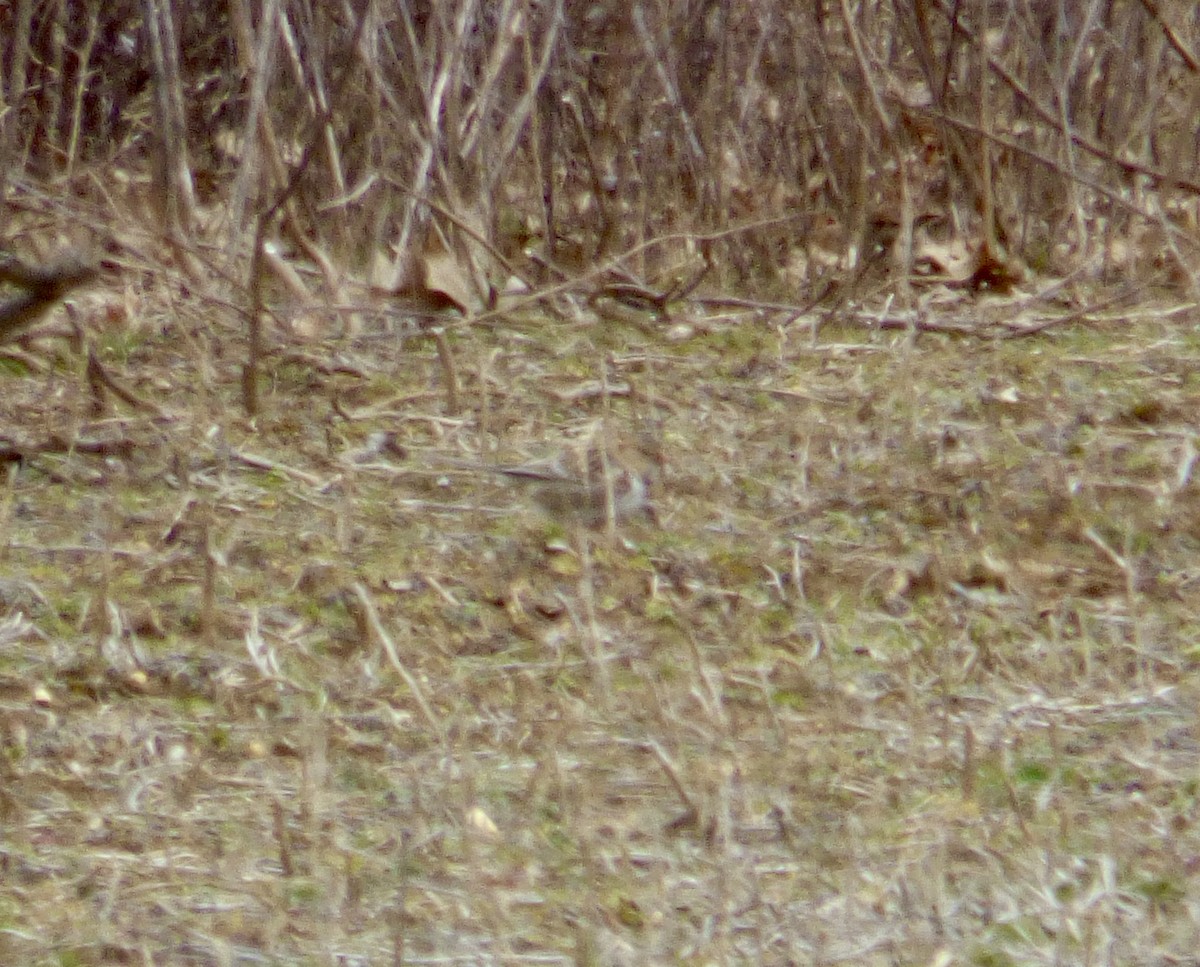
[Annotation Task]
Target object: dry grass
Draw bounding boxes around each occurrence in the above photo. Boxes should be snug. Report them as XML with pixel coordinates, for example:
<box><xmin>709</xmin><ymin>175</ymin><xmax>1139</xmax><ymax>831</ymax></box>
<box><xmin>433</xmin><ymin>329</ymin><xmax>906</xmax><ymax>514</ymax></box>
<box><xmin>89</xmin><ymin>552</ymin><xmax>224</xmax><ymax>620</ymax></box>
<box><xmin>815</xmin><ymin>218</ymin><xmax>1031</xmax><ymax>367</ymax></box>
<box><xmin>2</xmin><ymin>259</ymin><xmax>1199</xmax><ymax>966</ymax></box>
<box><xmin>3</xmin><ymin>4</ymin><xmax>1200</xmax><ymax>962</ymax></box>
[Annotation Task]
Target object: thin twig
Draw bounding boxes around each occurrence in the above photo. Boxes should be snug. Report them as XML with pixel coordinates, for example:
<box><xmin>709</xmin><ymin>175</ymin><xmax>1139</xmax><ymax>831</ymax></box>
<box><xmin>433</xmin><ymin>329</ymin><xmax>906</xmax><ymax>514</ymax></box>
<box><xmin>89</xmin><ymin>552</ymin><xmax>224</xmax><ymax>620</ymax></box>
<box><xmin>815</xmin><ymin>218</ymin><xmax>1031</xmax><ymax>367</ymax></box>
<box><xmin>350</xmin><ymin>582</ymin><xmax>445</xmax><ymax>743</ymax></box>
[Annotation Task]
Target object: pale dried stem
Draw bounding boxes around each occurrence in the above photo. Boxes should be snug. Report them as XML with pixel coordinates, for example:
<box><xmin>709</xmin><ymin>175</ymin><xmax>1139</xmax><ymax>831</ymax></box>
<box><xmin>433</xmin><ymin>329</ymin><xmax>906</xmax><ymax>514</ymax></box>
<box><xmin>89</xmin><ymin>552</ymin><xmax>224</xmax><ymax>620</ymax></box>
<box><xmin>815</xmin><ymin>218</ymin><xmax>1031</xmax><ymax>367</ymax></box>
<box><xmin>351</xmin><ymin>582</ymin><xmax>445</xmax><ymax>743</ymax></box>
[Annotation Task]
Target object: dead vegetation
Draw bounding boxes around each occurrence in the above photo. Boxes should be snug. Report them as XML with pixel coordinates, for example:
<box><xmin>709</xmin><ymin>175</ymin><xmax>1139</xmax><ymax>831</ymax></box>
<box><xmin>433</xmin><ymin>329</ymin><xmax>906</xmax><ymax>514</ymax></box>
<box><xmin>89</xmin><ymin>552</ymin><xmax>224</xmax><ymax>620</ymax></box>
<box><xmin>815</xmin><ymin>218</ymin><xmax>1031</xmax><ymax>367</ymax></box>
<box><xmin>2</xmin><ymin>2</ymin><xmax>1200</xmax><ymax>965</ymax></box>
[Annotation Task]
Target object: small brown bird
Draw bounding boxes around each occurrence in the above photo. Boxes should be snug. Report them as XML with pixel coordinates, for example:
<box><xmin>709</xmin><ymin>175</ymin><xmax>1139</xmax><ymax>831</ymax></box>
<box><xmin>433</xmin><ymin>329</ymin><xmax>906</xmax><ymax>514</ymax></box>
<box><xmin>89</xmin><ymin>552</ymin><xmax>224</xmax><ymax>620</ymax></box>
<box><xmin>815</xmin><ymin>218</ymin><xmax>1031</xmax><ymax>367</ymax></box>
<box><xmin>494</xmin><ymin>449</ymin><xmax>653</xmax><ymax>528</ymax></box>
<box><xmin>454</xmin><ymin>427</ymin><xmax>663</xmax><ymax>529</ymax></box>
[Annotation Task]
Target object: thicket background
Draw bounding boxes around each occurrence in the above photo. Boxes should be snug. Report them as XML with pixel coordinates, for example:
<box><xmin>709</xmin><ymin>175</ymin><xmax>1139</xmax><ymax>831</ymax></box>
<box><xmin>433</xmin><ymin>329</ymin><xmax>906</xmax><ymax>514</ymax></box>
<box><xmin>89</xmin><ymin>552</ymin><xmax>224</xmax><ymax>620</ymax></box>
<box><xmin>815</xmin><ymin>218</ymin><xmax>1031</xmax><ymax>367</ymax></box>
<box><xmin>5</xmin><ymin>0</ymin><xmax>1198</xmax><ymax>302</ymax></box>
<box><xmin>2</xmin><ymin>2</ymin><xmax>1200</xmax><ymax>965</ymax></box>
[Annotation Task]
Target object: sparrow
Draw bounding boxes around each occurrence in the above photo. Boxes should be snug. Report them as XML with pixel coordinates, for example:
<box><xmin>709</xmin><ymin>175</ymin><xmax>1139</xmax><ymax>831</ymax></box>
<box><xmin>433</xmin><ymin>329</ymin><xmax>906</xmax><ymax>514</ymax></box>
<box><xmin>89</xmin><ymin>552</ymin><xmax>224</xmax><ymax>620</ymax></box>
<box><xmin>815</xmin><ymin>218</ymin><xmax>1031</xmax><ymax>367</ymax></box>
<box><xmin>456</xmin><ymin>429</ymin><xmax>662</xmax><ymax>529</ymax></box>
<box><xmin>495</xmin><ymin>453</ymin><xmax>651</xmax><ymax>528</ymax></box>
